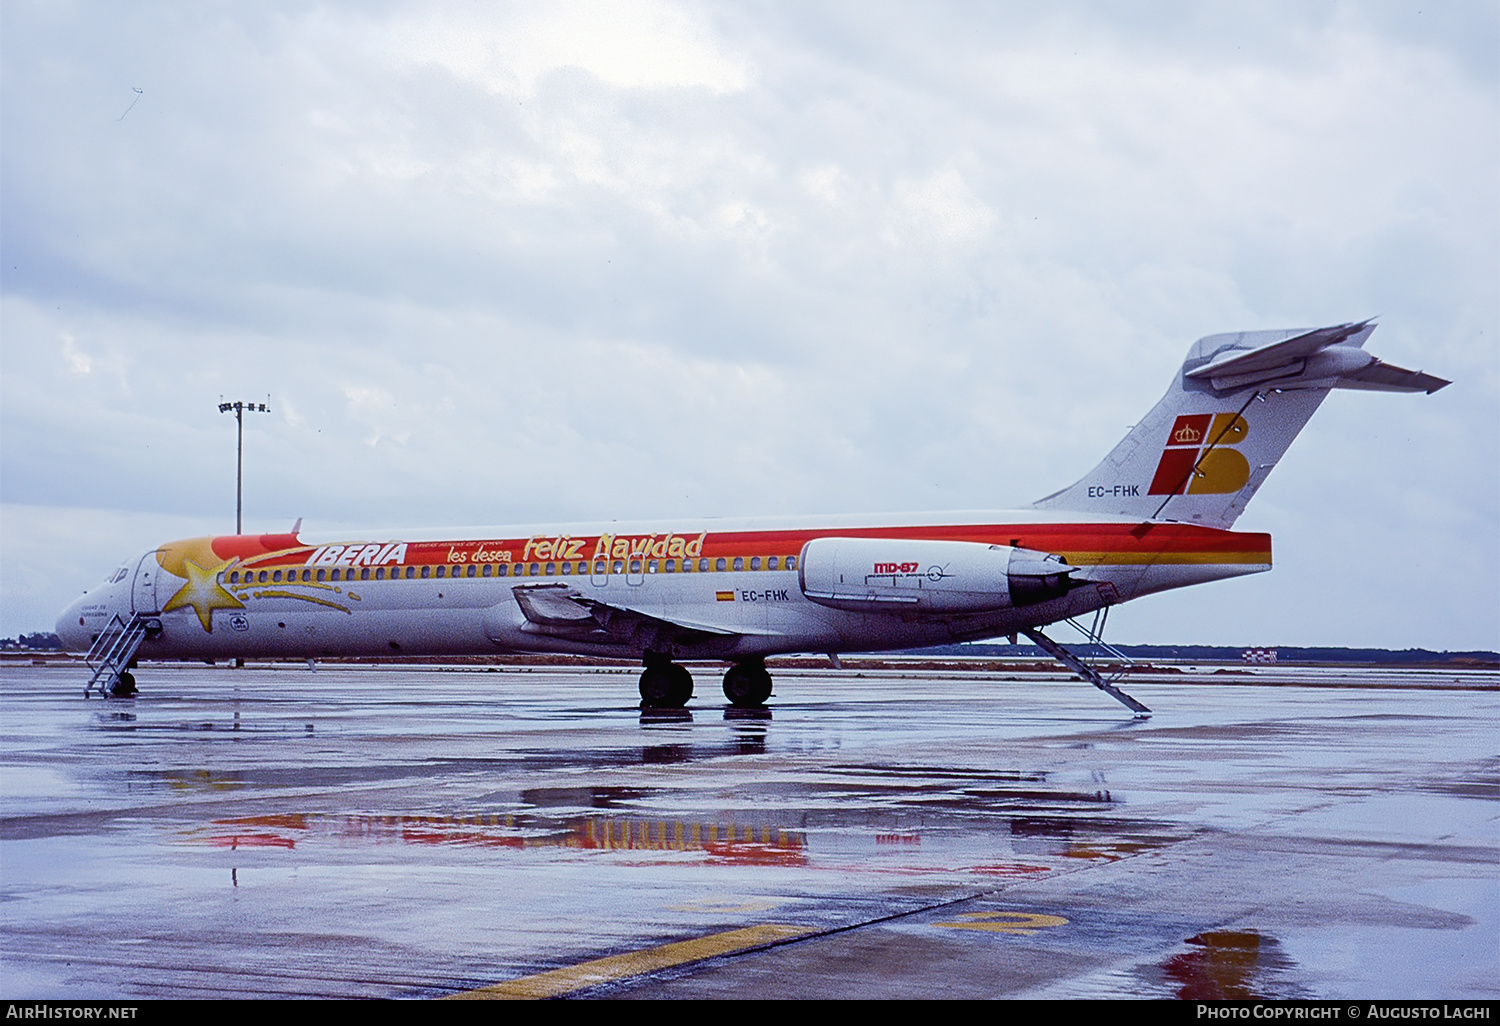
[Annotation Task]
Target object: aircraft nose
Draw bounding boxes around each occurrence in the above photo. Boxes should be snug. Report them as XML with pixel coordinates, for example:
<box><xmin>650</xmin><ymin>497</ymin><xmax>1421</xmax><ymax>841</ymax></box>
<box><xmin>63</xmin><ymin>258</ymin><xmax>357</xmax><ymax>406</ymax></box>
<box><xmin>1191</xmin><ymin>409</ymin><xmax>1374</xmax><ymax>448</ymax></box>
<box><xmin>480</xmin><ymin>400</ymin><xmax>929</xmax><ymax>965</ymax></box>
<box><xmin>56</xmin><ymin>595</ymin><xmax>89</xmax><ymax>652</ymax></box>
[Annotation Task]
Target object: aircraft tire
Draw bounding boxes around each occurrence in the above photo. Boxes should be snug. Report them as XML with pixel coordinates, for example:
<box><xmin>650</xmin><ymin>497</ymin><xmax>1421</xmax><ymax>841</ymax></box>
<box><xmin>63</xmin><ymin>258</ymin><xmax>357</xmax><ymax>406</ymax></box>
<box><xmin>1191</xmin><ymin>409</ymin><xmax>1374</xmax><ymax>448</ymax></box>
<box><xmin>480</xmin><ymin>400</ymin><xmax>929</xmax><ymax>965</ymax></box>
<box><xmin>110</xmin><ymin>671</ymin><xmax>138</xmax><ymax>698</ymax></box>
<box><xmin>667</xmin><ymin>663</ymin><xmax>694</xmax><ymax>706</ymax></box>
<box><xmin>722</xmin><ymin>662</ymin><xmax>772</xmax><ymax>707</ymax></box>
<box><xmin>640</xmin><ymin>664</ymin><xmax>691</xmax><ymax>708</ymax></box>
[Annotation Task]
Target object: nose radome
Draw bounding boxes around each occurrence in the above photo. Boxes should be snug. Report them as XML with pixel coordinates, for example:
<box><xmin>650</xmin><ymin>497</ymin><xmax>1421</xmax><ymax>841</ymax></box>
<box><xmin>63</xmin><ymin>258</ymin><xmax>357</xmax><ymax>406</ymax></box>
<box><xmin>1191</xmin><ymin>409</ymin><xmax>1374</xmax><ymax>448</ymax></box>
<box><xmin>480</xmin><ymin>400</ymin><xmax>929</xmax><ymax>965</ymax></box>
<box><xmin>56</xmin><ymin>596</ymin><xmax>87</xmax><ymax>651</ymax></box>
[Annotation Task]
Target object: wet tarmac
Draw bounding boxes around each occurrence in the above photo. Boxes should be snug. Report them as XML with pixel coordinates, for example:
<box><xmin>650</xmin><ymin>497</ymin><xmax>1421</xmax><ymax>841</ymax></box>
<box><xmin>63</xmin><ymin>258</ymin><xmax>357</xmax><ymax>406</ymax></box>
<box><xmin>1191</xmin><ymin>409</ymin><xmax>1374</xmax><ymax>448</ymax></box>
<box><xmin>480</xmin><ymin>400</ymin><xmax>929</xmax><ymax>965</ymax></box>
<box><xmin>1</xmin><ymin>659</ymin><xmax>1496</xmax><ymax>999</ymax></box>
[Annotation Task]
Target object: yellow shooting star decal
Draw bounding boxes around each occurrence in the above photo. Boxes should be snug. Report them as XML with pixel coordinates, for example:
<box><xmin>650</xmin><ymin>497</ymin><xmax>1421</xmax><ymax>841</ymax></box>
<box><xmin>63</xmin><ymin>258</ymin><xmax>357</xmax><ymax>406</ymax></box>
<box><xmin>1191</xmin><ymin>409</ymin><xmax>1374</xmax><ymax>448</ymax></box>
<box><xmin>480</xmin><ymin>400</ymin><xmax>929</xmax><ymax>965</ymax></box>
<box><xmin>162</xmin><ymin>558</ymin><xmax>245</xmax><ymax>632</ymax></box>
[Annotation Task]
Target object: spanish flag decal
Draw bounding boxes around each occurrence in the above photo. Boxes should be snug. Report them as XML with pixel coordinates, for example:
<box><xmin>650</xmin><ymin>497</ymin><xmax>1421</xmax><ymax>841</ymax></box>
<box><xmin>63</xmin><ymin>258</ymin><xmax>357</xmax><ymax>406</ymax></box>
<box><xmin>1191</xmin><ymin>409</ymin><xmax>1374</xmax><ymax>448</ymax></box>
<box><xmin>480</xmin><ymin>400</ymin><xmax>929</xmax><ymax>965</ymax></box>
<box><xmin>716</xmin><ymin>591</ymin><xmax>735</xmax><ymax>602</ymax></box>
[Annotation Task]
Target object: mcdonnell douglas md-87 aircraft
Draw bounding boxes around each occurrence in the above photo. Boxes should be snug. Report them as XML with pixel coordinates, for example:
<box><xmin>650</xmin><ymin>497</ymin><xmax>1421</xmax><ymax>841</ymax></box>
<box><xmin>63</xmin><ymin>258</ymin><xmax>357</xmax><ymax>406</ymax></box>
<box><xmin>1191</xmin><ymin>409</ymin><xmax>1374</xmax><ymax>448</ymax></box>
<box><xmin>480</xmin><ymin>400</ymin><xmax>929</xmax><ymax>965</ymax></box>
<box><xmin>59</xmin><ymin>322</ymin><xmax>1447</xmax><ymax>713</ymax></box>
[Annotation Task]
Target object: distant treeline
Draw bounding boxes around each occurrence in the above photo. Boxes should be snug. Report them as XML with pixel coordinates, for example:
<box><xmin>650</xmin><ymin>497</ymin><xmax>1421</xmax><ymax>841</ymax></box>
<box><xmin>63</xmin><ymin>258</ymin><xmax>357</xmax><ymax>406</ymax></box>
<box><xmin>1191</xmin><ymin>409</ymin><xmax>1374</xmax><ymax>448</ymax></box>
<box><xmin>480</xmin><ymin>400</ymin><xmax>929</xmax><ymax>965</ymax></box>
<box><xmin>1</xmin><ymin>632</ymin><xmax>62</xmax><ymax>650</ymax></box>
<box><xmin>908</xmin><ymin>643</ymin><xmax>1499</xmax><ymax>665</ymax></box>
<box><xmin>5</xmin><ymin>629</ymin><xmax>1493</xmax><ymax>665</ymax></box>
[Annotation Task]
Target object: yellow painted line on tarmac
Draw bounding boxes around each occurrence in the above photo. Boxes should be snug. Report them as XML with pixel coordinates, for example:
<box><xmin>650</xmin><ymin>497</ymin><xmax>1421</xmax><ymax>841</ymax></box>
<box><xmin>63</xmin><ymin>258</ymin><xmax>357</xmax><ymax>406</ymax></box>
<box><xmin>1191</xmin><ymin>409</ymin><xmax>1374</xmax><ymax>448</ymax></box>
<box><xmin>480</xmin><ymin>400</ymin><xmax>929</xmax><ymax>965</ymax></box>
<box><xmin>931</xmin><ymin>911</ymin><xmax>1068</xmax><ymax>935</ymax></box>
<box><xmin>444</xmin><ymin>923</ymin><xmax>817</xmax><ymax>1000</ymax></box>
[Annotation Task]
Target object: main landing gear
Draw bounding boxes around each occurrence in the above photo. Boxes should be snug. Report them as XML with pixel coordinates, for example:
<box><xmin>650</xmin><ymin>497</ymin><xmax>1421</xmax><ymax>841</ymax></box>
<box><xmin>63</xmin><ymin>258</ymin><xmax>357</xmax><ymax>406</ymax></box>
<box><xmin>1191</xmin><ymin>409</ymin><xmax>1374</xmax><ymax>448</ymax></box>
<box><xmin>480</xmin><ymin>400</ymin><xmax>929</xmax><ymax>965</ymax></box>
<box><xmin>722</xmin><ymin>659</ymin><xmax>772</xmax><ymax>708</ymax></box>
<box><xmin>637</xmin><ymin>654</ymin><xmax>775</xmax><ymax>709</ymax></box>
<box><xmin>639</xmin><ymin>653</ymin><xmax>694</xmax><ymax>709</ymax></box>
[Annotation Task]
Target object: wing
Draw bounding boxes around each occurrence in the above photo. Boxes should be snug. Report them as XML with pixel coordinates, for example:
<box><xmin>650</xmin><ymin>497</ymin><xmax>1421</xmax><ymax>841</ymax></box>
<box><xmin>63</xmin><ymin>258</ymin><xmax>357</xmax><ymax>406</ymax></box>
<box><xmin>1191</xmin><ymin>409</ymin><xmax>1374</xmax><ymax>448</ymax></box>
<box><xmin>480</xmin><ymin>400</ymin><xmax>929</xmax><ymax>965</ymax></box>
<box><xmin>511</xmin><ymin>583</ymin><xmax>770</xmax><ymax>656</ymax></box>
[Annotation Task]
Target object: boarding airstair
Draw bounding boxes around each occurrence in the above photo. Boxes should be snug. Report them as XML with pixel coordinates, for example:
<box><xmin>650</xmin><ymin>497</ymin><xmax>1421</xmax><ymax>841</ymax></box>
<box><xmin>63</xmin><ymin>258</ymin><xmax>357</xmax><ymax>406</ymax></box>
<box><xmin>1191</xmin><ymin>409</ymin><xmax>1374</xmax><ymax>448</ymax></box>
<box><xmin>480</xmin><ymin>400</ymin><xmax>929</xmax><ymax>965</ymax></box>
<box><xmin>1022</xmin><ymin>606</ymin><xmax>1150</xmax><ymax>716</ymax></box>
<box><xmin>84</xmin><ymin>613</ymin><xmax>158</xmax><ymax>698</ymax></box>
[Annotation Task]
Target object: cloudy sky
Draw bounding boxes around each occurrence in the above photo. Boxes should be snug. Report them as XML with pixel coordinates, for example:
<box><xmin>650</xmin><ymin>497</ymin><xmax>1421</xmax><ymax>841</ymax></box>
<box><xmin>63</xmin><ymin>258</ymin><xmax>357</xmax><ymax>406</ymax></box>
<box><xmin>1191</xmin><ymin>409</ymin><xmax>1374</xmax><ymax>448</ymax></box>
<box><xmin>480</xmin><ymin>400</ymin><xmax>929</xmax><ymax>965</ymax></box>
<box><xmin>2</xmin><ymin>1</ymin><xmax>1496</xmax><ymax>649</ymax></box>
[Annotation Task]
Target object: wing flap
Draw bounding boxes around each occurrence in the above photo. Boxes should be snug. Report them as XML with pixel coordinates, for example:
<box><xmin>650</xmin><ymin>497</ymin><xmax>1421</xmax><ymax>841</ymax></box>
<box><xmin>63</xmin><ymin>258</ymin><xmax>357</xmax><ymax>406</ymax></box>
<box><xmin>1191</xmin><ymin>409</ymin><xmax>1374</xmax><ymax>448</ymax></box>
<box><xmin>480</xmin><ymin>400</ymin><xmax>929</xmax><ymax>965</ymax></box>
<box><xmin>511</xmin><ymin>583</ymin><xmax>775</xmax><ymax>654</ymax></box>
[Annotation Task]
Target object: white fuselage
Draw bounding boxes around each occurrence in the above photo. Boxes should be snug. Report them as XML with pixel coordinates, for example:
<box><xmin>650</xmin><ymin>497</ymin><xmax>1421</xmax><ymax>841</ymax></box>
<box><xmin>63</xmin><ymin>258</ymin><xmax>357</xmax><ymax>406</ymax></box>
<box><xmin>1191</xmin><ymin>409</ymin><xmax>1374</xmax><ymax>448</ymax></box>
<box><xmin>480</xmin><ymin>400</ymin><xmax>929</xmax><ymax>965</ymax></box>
<box><xmin>56</xmin><ymin>509</ymin><xmax>1270</xmax><ymax>663</ymax></box>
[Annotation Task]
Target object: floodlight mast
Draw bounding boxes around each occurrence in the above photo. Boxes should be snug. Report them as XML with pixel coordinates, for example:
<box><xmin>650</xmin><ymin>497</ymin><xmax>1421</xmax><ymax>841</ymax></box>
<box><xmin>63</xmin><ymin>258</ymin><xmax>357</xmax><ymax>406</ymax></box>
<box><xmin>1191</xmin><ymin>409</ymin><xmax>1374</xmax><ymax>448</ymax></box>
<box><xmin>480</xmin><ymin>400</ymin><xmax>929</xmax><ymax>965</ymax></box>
<box><xmin>217</xmin><ymin>399</ymin><xmax>270</xmax><ymax>535</ymax></box>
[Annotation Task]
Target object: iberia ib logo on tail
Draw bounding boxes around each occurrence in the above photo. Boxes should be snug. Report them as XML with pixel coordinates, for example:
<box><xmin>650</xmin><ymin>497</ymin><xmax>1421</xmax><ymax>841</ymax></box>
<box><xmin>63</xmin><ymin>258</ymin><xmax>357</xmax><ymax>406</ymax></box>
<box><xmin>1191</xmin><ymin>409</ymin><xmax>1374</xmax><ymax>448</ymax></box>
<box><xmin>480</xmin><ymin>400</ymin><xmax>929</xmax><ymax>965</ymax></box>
<box><xmin>1147</xmin><ymin>413</ymin><xmax>1251</xmax><ymax>495</ymax></box>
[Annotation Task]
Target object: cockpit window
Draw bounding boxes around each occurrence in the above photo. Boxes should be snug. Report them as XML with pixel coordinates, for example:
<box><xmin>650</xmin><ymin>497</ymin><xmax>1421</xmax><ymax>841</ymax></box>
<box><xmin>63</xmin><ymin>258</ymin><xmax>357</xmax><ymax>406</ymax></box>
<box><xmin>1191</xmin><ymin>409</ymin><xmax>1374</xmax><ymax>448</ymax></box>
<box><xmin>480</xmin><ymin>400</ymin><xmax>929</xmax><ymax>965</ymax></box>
<box><xmin>107</xmin><ymin>566</ymin><xmax>130</xmax><ymax>584</ymax></box>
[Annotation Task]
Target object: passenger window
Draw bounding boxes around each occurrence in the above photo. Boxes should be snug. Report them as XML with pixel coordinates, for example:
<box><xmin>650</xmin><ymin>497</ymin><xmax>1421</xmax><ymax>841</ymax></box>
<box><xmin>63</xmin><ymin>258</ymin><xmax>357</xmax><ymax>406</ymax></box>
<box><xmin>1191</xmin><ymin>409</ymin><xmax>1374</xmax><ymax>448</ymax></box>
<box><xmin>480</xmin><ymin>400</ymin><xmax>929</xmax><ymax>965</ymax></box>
<box><xmin>375</xmin><ymin>568</ymin><xmax>385</xmax><ymax>580</ymax></box>
<box><xmin>482</xmin><ymin>564</ymin><xmax>492</xmax><ymax>577</ymax></box>
<box><xmin>647</xmin><ymin>559</ymin><xmax>658</xmax><ymax>573</ymax></box>
<box><xmin>466</xmin><ymin>564</ymin><xmax>476</xmax><ymax>578</ymax></box>
<box><xmin>700</xmin><ymin>558</ymin><xmax>710</xmax><ymax>571</ymax></box>
<box><xmin>530</xmin><ymin>563</ymin><xmax>540</xmax><ymax>576</ymax></box>
<box><xmin>421</xmin><ymin>566</ymin><xmax>431</xmax><ymax>579</ymax></box>
<box><xmin>498</xmin><ymin>564</ymin><xmax>509</xmax><ymax>577</ymax></box>
<box><xmin>750</xmin><ymin>557</ymin><xmax>761</xmax><ymax>571</ymax></box>
<box><xmin>272</xmin><ymin>570</ymin><xmax>282</xmax><ymax>582</ymax></box>
<box><xmin>317</xmin><ymin>569</ymin><xmax>327</xmax><ymax>582</ymax></box>
<box><xmin>629</xmin><ymin>559</ymin><xmax>641</xmax><ymax>573</ymax></box>
<box><xmin>545</xmin><ymin>563</ymin><xmax>556</xmax><ymax>576</ymax></box>
<box><xmin>768</xmin><ymin>556</ymin><xmax>779</xmax><ymax>570</ymax></box>
<box><xmin>259</xmin><ymin>571</ymin><xmax>269</xmax><ymax>583</ymax></box>
<box><xmin>405</xmin><ymin>566</ymin><xmax>415</xmax><ymax>579</ymax></box>
<box><xmin>595</xmin><ymin>561</ymin><xmax>607</xmax><ymax>575</ymax></box>
<box><xmin>612</xmin><ymin>560</ymin><xmax>624</xmax><ymax>574</ymax></box>
<box><xmin>230</xmin><ymin>571</ymin><xmax>240</xmax><ymax>584</ymax></box>
<box><xmin>732</xmin><ymin>557</ymin><xmax>743</xmax><ymax>571</ymax></box>
<box><xmin>665</xmin><ymin>559</ymin><xmax>676</xmax><ymax>573</ymax></box>
<box><xmin>786</xmin><ymin>555</ymin><xmax>797</xmax><ymax>570</ymax></box>
<box><xmin>302</xmin><ymin>569</ymin><xmax>312</xmax><ymax>582</ymax></box>
<box><xmin>360</xmin><ymin>568</ymin><xmax>369</xmax><ymax>580</ymax></box>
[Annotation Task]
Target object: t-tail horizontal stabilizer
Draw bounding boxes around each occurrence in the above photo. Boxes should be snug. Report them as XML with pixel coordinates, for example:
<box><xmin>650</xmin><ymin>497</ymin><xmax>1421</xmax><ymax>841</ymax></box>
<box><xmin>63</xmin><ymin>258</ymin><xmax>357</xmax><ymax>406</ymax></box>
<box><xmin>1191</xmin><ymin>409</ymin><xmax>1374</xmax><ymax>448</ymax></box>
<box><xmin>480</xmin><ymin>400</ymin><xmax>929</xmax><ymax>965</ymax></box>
<box><xmin>1181</xmin><ymin>320</ymin><xmax>1449</xmax><ymax>394</ymax></box>
<box><xmin>1033</xmin><ymin>321</ymin><xmax>1449</xmax><ymax>529</ymax></box>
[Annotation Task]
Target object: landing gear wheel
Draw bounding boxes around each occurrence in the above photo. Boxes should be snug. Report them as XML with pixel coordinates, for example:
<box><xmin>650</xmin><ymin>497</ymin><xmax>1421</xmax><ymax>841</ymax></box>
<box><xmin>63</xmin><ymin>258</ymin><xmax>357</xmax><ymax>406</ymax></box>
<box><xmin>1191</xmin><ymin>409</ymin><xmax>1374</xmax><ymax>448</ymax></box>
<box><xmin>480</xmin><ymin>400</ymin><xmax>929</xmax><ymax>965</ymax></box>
<box><xmin>639</xmin><ymin>660</ymin><xmax>693</xmax><ymax>708</ymax></box>
<box><xmin>110</xmin><ymin>671</ymin><xmax>138</xmax><ymax>698</ymax></box>
<box><xmin>667</xmin><ymin>663</ymin><xmax>693</xmax><ymax>706</ymax></box>
<box><xmin>722</xmin><ymin>662</ymin><xmax>772</xmax><ymax>707</ymax></box>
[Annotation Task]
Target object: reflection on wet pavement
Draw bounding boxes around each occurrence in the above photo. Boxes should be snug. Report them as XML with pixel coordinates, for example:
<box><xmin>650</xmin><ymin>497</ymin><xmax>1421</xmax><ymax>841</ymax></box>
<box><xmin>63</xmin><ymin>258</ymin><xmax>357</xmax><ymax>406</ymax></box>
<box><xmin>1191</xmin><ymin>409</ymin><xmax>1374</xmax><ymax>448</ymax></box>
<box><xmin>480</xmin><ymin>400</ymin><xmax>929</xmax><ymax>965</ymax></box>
<box><xmin>198</xmin><ymin>812</ymin><xmax>809</xmax><ymax>865</ymax></box>
<box><xmin>1</xmin><ymin>661</ymin><xmax>1495</xmax><ymax>999</ymax></box>
<box><xmin>1158</xmin><ymin>930</ymin><xmax>1301</xmax><ymax>1000</ymax></box>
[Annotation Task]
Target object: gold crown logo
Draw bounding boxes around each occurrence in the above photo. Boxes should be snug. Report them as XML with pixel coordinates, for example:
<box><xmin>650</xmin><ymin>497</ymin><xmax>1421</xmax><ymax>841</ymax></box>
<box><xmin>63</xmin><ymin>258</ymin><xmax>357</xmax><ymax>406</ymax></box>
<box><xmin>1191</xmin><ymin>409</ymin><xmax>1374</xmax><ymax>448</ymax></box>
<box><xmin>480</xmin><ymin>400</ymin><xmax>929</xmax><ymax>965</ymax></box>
<box><xmin>1173</xmin><ymin>424</ymin><xmax>1201</xmax><ymax>444</ymax></box>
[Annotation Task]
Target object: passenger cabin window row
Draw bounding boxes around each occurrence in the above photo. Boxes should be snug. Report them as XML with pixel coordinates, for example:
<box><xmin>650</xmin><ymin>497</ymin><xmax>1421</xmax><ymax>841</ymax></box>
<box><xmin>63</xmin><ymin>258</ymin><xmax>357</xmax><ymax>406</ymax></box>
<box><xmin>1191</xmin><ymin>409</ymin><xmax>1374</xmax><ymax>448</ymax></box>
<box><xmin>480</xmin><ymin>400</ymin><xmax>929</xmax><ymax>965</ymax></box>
<box><xmin>222</xmin><ymin>554</ymin><xmax>798</xmax><ymax>586</ymax></box>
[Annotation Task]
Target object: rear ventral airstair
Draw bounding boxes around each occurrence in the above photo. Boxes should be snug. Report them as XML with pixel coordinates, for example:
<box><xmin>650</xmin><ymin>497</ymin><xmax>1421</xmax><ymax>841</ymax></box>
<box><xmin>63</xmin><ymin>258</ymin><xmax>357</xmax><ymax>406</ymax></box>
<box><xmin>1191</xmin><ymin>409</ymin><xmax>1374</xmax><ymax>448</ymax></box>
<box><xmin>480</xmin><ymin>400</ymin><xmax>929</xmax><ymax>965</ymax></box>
<box><xmin>85</xmin><ymin>613</ymin><xmax>160</xmax><ymax>698</ymax></box>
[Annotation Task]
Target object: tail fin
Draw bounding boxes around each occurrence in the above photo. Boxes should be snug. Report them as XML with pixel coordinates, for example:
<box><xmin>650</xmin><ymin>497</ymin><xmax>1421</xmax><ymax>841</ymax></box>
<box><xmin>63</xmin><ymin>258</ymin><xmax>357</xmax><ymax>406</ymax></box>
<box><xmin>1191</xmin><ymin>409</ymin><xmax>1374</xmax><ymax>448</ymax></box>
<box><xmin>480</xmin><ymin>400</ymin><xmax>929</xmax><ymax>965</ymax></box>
<box><xmin>1033</xmin><ymin>321</ymin><xmax>1448</xmax><ymax>528</ymax></box>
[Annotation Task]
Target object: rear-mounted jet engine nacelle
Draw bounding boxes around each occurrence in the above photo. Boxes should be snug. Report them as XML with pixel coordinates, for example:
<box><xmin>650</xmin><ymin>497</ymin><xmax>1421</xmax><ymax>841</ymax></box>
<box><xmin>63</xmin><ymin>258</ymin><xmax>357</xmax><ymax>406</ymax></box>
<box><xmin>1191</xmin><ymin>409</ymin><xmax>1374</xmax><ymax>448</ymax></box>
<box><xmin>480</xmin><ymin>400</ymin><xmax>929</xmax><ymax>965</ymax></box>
<box><xmin>797</xmin><ymin>537</ymin><xmax>1077</xmax><ymax>616</ymax></box>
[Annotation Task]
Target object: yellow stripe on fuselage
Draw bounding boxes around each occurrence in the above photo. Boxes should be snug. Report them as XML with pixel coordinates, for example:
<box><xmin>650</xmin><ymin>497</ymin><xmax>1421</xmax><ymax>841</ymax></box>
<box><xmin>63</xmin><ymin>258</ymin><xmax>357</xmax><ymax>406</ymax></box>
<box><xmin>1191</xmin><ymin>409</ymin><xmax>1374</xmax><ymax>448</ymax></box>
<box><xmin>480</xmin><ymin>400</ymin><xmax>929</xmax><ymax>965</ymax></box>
<box><xmin>1059</xmin><ymin>551</ymin><xmax>1271</xmax><ymax>566</ymax></box>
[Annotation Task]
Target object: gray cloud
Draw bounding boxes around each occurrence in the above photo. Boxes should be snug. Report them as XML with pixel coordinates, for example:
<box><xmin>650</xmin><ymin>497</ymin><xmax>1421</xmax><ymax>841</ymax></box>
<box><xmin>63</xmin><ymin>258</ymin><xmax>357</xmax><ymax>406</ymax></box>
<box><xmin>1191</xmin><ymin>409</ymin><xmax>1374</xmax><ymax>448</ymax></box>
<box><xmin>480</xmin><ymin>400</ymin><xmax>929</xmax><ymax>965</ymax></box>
<box><xmin>3</xmin><ymin>1</ymin><xmax>1495</xmax><ymax>648</ymax></box>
